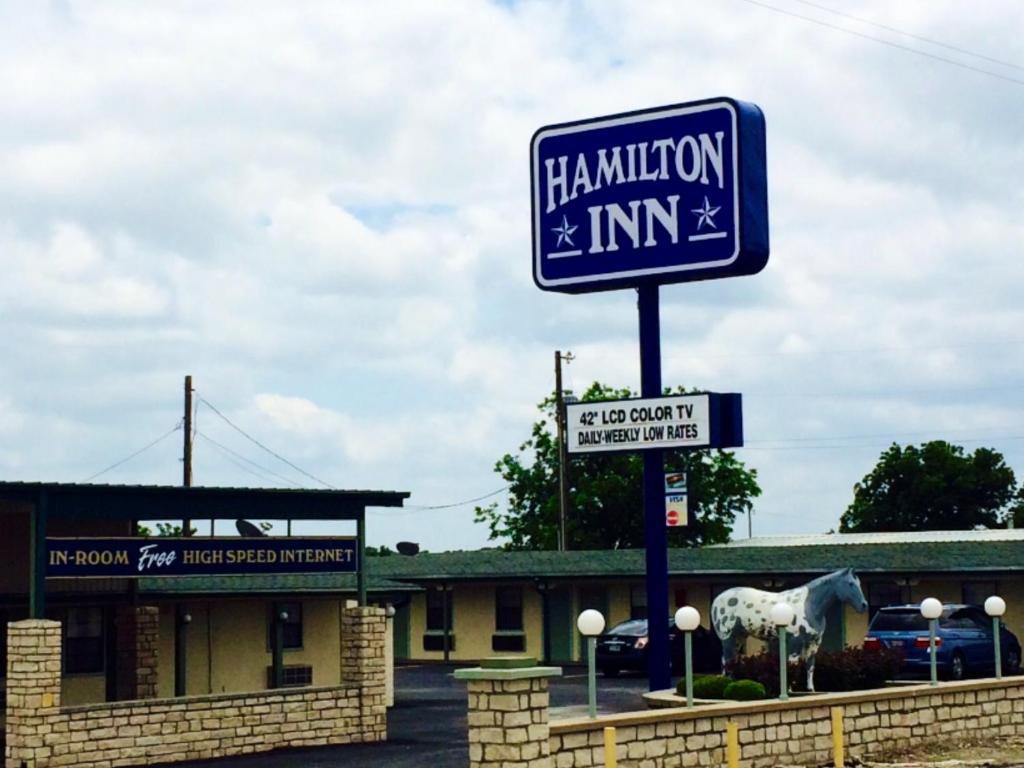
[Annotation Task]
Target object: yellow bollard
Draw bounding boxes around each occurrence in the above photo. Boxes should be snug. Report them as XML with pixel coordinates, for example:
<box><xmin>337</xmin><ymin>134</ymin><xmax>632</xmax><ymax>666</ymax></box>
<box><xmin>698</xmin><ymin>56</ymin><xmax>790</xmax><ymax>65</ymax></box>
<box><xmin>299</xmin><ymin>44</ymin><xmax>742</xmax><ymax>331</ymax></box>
<box><xmin>831</xmin><ymin>706</ymin><xmax>845</xmax><ymax>768</ymax></box>
<box><xmin>726</xmin><ymin>721</ymin><xmax>740</xmax><ymax>768</ymax></box>
<box><xmin>604</xmin><ymin>726</ymin><xmax>617</xmax><ymax>768</ymax></box>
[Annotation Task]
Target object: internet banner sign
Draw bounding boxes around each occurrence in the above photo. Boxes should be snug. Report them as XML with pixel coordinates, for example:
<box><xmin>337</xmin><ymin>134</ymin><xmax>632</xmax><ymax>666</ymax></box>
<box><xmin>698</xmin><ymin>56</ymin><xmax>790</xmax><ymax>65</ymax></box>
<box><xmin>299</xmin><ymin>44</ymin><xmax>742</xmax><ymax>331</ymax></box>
<box><xmin>531</xmin><ymin>98</ymin><xmax>768</xmax><ymax>293</ymax></box>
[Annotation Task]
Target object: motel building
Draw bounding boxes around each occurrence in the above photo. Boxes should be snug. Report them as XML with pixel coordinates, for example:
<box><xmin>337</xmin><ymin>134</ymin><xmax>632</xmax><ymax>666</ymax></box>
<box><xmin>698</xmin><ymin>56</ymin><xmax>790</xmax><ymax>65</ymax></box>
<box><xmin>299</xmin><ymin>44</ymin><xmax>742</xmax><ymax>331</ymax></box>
<box><xmin>372</xmin><ymin>529</ymin><xmax>1024</xmax><ymax>667</ymax></box>
<box><xmin>4</xmin><ymin>480</ymin><xmax>1024</xmax><ymax>766</ymax></box>
<box><xmin>0</xmin><ymin>480</ymin><xmax>412</xmax><ymax>767</ymax></box>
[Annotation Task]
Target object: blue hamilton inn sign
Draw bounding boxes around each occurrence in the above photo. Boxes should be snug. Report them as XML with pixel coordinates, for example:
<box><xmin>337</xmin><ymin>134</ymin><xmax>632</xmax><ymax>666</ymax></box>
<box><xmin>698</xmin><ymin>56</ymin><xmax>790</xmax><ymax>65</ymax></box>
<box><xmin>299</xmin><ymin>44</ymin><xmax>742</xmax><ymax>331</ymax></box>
<box><xmin>531</xmin><ymin>98</ymin><xmax>768</xmax><ymax>293</ymax></box>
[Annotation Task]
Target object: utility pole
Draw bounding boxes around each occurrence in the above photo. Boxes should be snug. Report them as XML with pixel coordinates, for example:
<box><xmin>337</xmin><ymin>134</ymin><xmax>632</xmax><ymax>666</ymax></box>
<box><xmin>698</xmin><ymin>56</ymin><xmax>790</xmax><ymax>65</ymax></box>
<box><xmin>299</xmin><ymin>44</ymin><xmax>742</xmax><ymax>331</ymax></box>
<box><xmin>183</xmin><ymin>375</ymin><xmax>193</xmax><ymax>536</ymax></box>
<box><xmin>554</xmin><ymin>350</ymin><xmax>574</xmax><ymax>551</ymax></box>
<box><xmin>177</xmin><ymin>375</ymin><xmax>194</xmax><ymax>696</ymax></box>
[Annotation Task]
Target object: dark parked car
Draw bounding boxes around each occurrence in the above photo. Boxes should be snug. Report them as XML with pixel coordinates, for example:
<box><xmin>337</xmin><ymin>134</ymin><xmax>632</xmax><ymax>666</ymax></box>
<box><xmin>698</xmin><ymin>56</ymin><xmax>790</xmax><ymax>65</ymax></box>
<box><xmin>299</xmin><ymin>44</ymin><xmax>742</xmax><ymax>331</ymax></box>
<box><xmin>595</xmin><ymin>617</ymin><xmax>721</xmax><ymax>678</ymax></box>
<box><xmin>864</xmin><ymin>604</ymin><xmax>1021</xmax><ymax>680</ymax></box>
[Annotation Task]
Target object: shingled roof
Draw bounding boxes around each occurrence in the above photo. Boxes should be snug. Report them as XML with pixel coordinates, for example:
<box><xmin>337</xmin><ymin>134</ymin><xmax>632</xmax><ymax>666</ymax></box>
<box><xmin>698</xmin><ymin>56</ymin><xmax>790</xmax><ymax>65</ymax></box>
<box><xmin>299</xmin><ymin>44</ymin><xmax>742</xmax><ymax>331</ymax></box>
<box><xmin>136</xmin><ymin>531</ymin><xmax>1024</xmax><ymax>594</ymax></box>
<box><xmin>367</xmin><ymin>534</ymin><xmax>1024</xmax><ymax>582</ymax></box>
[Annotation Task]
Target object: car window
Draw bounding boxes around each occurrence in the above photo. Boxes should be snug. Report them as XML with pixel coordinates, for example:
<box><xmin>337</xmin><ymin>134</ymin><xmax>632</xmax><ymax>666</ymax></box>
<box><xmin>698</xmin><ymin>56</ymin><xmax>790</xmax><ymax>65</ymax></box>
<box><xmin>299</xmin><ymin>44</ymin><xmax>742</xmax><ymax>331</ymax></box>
<box><xmin>940</xmin><ymin>613</ymin><xmax>974</xmax><ymax>630</ymax></box>
<box><xmin>606</xmin><ymin>620</ymin><xmax>648</xmax><ymax>636</ymax></box>
<box><xmin>869</xmin><ymin>610</ymin><xmax>928</xmax><ymax>632</ymax></box>
<box><xmin>943</xmin><ymin>608</ymin><xmax>987</xmax><ymax>631</ymax></box>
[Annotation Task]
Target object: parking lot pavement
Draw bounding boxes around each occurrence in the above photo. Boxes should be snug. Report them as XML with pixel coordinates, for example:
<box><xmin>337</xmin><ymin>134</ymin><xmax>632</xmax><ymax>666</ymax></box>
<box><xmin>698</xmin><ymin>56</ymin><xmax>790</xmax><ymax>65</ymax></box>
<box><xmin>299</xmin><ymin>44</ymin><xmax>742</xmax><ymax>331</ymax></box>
<box><xmin>158</xmin><ymin>664</ymin><xmax>656</xmax><ymax>768</ymax></box>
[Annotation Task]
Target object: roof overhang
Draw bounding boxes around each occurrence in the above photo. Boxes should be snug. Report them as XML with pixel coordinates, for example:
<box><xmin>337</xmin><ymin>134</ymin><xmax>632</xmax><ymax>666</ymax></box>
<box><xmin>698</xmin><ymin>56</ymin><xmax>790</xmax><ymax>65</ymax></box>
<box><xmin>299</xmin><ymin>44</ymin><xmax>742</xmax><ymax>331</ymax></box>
<box><xmin>0</xmin><ymin>481</ymin><xmax>409</xmax><ymax>521</ymax></box>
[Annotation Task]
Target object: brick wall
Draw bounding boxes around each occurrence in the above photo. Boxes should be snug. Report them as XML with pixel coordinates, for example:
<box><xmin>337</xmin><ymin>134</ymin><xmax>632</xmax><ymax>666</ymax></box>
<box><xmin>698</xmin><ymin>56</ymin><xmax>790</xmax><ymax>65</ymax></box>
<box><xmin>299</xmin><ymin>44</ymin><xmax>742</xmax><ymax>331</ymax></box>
<box><xmin>115</xmin><ymin>606</ymin><xmax>160</xmax><ymax>701</ymax></box>
<box><xmin>548</xmin><ymin>678</ymin><xmax>1024</xmax><ymax>768</ymax></box>
<box><xmin>467</xmin><ymin>676</ymin><xmax>552</xmax><ymax>768</ymax></box>
<box><xmin>5</xmin><ymin>606</ymin><xmax>387</xmax><ymax>768</ymax></box>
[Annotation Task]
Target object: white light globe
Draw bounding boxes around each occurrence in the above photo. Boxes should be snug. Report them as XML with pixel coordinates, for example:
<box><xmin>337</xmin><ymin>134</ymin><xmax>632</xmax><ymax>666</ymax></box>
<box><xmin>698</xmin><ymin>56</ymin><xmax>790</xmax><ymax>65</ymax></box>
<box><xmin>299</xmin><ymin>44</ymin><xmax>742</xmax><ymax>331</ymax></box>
<box><xmin>920</xmin><ymin>598</ymin><xmax>943</xmax><ymax>620</ymax></box>
<box><xmin>577</xmin><ymin>609</ymin><xmax>606</xmax><ymax>637</ymax></box>
<box><xmin>985</xmin><ymin>596</ymin><xmax>1007</xmax><ymax>617</ymax></box>
<box><xmin>675</xmin><ymin>606</ymin><xmax>701</xmax><ymax>632</ymax></box>
<box><xmin>770</xmin><ymin>602</ymin><xmax>795</xmax><ymax>627</ymax></box>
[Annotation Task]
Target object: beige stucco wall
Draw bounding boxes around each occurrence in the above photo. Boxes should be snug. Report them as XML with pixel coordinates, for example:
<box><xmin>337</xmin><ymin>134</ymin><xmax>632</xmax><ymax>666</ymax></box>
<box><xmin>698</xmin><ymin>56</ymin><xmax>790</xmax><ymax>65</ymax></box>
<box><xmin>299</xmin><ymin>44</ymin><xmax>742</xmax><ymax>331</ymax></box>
<box><xmin>60</xmin><ymin>674</ymin><xmax>105</xmax><ymax>706</ymax></box>
<box><xmin>151</xmin><ymin>597</ymin><xmax>347</xmax><ymax>698</ymax></box>
<box><xmin>408</xmin><ymin>582</ymin><xmax>544</xmax><ymax>662</ymax></box>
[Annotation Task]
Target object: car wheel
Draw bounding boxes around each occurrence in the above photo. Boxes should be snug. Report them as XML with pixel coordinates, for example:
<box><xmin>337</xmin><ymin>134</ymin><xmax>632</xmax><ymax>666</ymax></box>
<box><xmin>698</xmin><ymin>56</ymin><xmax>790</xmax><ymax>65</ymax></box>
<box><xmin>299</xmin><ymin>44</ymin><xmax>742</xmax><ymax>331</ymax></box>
<box><xmin>949</xmin><ymin>651</ymin><xmax>967</xmax><ymax>681</ymax></box>
<box><xmin>1005</xmin><ymin>647</ymin><xmax>1021</xmax><ymax>675</ymax></box>
<box><xmin>602</xmin><ymin>666</ymin><xmax>620</xmax><ymax>678</ymax></box>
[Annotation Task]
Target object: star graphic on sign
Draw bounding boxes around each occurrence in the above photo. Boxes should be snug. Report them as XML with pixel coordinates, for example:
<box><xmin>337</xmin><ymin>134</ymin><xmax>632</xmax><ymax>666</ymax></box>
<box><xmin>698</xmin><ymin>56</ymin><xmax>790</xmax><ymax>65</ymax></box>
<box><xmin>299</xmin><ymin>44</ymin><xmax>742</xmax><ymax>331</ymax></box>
<box><xmin>552</xmin><ymin>214</ymin><xmax>578</xmax><ymax>247</ymax></box>
<box><xmin>690</xmin><ymin>196</ymin><xmax>721</xmax><ymax>231</ymax></box>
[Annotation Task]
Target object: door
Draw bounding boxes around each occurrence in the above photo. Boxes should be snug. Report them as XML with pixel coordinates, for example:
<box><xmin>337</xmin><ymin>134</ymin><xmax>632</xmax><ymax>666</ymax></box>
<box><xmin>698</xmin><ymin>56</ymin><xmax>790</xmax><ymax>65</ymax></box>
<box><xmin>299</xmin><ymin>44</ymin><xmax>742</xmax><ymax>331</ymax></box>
<box><xmin>546</xmin><ymin>586</ymin><xmax>574</xmax><ymax>663</ymax></box>
<box><xmin>577</xmin><ymin>585</ymin><xmax>609</xmax><ymax>662</ymax></box>
<box><xmin>821</xmin><ymin>601</ymin><xmax>845</xmax><ymax>652</ymax></box>
<box><xmin>393</xmin><ymin>602</ymin><xmax>411</xmax><ymax>660</ymax></box>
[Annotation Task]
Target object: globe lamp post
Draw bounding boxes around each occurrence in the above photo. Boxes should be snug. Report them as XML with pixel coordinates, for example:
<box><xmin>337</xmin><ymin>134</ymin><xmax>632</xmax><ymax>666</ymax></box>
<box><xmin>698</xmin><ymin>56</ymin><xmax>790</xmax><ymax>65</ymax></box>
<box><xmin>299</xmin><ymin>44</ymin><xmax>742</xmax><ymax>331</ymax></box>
<box><xmin>674</xmin><ymin>606</ymin><xmax>701</xmax><ymax>707</ymax></box>
<box><xmin>985</xmin><ymin>596</ymin><xmax>1007</xmax><ymax>679</ymax></box>
<box><xmin>577</xmin><ymin>609</ymin><xmax>605</xmax><ymax>718</ymax></box>
<box><xmin>770</xmin><ymin>602</ymin><xmax>795</xmax><ymax>701</ymax></box>
<box><xmin>920</xmin><ymin>598</ymin><xmax>943</xmax><ymax>686</ymax></box>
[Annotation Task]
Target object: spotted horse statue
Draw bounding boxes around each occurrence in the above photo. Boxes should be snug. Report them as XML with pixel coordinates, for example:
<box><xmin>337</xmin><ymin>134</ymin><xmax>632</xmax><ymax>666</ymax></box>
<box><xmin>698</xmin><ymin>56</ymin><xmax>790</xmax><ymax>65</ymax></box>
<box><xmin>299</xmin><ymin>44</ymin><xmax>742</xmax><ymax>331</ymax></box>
<box><xmin>711</xmin><ymin>567</ymin><xmax>869</xmax><ymax>691</ymax></box>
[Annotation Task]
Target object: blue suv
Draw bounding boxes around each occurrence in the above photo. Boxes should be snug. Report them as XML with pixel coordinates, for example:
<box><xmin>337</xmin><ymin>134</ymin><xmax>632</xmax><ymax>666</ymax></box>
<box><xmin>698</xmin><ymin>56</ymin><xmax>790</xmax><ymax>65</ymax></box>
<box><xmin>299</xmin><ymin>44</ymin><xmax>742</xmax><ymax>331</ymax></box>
<box><xmin>865</xmin><ymin>604</ymin><xmax>1021</xmax><ymax>680</ymax></box>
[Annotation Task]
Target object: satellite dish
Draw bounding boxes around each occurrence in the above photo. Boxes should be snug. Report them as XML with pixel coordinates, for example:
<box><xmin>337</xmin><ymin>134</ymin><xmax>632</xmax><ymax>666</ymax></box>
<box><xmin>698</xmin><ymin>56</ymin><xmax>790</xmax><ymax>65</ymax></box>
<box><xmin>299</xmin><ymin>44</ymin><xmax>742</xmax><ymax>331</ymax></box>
<box><xmin>396</xmin><ymin>541</ymin><xmax>420</xmax><ymax>556</ymax></box>
<box><xmin>236</xmin><ymin>519</ymin><xmax>266</xmax><ymax>537</ymax></box>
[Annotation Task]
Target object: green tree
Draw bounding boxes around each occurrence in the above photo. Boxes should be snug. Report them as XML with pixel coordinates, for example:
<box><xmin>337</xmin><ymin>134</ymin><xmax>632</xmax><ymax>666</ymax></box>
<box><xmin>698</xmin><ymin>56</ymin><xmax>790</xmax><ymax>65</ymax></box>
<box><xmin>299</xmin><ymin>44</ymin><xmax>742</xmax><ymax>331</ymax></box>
<box><xmin>137</xmin><ymin>522</ymin><xmax>197</xmax><ymax>537</ymax></box>
<box><xmin>474</xmin><ymin>382</ymin><xmax>761</xmax><ymax>550</ymax></box>
<box><xmin>839</xmin><ymin>441</ymin><xmax>1018</xmax><ymax>532</ymax></box>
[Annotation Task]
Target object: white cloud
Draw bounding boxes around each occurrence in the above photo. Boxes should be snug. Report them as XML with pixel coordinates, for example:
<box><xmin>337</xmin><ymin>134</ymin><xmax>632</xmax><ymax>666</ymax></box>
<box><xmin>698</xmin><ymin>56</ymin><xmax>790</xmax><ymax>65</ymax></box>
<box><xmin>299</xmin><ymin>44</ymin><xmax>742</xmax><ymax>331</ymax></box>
<box><xmin>1</xmin><ymin>0</ymin><xmax>1023</xmax><ymax>549</ymax></box>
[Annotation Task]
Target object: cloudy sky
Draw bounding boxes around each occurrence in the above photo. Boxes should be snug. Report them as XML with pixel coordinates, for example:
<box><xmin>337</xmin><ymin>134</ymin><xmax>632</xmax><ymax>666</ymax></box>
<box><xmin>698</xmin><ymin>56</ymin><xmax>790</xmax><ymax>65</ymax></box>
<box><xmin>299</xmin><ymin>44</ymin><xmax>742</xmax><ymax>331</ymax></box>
<box><xmin>2</xmin><ymin>0</ymin><xmax>1023</xmax><ymax>550</ymax></box>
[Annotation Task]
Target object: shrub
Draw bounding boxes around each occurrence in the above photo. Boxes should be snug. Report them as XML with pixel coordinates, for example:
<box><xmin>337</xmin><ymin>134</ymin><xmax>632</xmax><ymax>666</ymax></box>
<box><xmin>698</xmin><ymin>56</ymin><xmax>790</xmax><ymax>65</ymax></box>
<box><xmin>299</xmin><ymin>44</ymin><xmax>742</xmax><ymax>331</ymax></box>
<box><xmin>725</xmin><ymin>653</ymin><xmax>787</xmax><ymax>696</ymax></box>
<box><xmin>724</xmin><ymin>679</ymin><xmax>767</xmax><ymax>700</ymax></box>
<box><xmin>727</xmin><ymin>645</ymin><xmax>904</xmax><ymax>695</ymax></box>
<box><xmin>792</xmin><ymin>646</ymin><xmax>904</xmax><ymax>692</ymax></box>
<box><xmin>683</xmin><ymin>674</ymin><xmax>731</xmax><ymax>699</ymax></box>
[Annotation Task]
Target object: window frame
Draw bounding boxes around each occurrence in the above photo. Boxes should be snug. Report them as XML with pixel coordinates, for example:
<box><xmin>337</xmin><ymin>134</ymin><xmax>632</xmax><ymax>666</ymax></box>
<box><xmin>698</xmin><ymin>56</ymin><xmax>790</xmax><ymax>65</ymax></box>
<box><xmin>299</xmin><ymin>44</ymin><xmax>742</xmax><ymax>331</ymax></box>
<box><xmin>425</xmin><ymin>589</ymin><xmax>453</xmax><ymax>633</ymax></box>
<box><xmin>267</xmin><ymin>601</ymin><xmax>304</xmax><ymax>651</ymax></box>
<box><xmin>495</xmin><ymin>586</ymin><xmax>524</xmax><ymax>633</ymax></box>
<box><xmin>63</xmin><ymin>606</ymin><xmax>105</xmax><ymax>676</ymax></box>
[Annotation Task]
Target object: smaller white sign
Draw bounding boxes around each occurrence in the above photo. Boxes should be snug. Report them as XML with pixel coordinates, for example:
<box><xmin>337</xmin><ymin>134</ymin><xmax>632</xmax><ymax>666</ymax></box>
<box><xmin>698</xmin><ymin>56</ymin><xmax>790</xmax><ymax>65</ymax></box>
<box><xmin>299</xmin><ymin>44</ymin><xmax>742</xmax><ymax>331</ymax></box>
<box><xmin>666</xmin><ymin>495</ymin><xmax>688</xmax><ymax>527</ymax></box>
<box><xmin>567</xmin><ymin>394</ymin><xmax>710</xmax><ymax>454</ymax></box>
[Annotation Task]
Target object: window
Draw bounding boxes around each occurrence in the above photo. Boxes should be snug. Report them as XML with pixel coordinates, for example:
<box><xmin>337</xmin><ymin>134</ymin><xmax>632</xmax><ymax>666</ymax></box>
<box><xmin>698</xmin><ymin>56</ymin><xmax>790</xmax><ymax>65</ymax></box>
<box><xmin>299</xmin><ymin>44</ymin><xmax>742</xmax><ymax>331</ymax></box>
<box><xmin>495</xmin><ymin>587</ymin><xmax>523</xmax><ymax>632</ymax></box>
<box><xmin>267</xmin><ymin>602</ymin><xmax>303</xmax><ymax>650</ymax></box>
<box><xmin>962</xmin><ymin>581</ymin><xmax>997</xmax><ymax>607</ymax></box>
<box><xmin>868</xmin><ymin>582</ymin><xmax>910</xmax><ymax>620</ymax></box>
<box><xmin>426</xmin><ymin>589</ymin><xmax>452</xmax><ymax>632</ymax></box>
<box><xmin>630</xmin><ymin>585</ymin><xmax>648</xmax><ymax>620</ymax></box>
<box><xmin>266</xmin><ymin>664</ymin><xmax>313</xmax><ymax>688</ymax></box>
<box><xmin>65</xmin><ymin>607</ymin><xmax>104</xmax><ymax>675</ymax></box>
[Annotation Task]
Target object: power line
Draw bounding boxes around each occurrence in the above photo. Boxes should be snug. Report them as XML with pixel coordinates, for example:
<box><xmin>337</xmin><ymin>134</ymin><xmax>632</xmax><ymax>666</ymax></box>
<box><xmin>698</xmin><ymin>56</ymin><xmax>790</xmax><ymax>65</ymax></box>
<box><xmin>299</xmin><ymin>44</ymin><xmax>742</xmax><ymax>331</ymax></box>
<box><xmin>748</xmin><ymin>382</ymin><xmax>1024</xmax><ymax>400</ymax></box>
<box><xmin>197</xmin><ymin>397</ymin><xmax>336</xmax><ymax>489</ymax></box>
<box><xmin>195</xmin><ymin>430</ymin><xmax>302</xmax><ymax>487</ymax></box>
<box><xmin>790</xmin><ymin>0</ymin><xmax>1024</xmax><ymax>73</ymax></box>
<box><xmin>403</xmin><ymin>486</ymin><xmax>510</xmax><ymax>511</ymax></box>
<box><xmin>734</xmin><ymin>0</ymin><xmax>1024</xmax><ymax>88</ymax></box>
<box><xmin>82</xmin><ymin>421</ymin><xmax>182</xmax><ymax>482</ymax></box>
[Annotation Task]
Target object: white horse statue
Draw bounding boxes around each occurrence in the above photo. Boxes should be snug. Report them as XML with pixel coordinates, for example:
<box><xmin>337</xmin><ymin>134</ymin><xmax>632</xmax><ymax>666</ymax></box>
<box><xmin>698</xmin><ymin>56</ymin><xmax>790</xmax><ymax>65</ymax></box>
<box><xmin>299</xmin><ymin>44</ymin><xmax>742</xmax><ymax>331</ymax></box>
<box><xmin>711</xmin><ymin>568</ymin><xmax>868</xmax><ymax>691</ymax></box>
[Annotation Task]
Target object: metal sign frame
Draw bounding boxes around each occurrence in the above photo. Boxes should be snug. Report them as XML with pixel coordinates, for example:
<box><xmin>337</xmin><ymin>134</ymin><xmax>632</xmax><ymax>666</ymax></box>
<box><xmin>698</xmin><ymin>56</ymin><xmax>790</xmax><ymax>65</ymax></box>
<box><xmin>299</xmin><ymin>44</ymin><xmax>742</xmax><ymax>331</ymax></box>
<box><xmin>531</xmin><ymin>97</ymin><xmax>768</xmax><ymax>293</ymax></box>
<box><xmin>45</xmin><ymin>536</ymin><xmax>358</xmax><ymax>579</ymax></box>
<box><xmin>566</xmin><ymin>392</ymin><xmax>742</xmax><ymax>455</ymax></box>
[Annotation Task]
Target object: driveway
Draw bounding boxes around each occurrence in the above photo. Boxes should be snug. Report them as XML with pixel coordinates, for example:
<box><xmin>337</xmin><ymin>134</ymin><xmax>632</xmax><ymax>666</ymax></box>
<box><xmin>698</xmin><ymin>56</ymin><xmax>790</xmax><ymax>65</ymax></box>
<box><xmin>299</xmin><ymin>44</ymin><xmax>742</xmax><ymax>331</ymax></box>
<box><xmin>163</xmin><ymin>664</ymin><xmax>655</xmax><ymax>768</ymax></box>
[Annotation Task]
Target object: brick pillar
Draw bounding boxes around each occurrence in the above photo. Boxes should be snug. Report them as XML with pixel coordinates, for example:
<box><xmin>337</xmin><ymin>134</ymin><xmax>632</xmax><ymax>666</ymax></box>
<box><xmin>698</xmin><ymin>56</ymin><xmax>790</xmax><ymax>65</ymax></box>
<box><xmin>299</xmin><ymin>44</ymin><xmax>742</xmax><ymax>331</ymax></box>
<box><xmin>6</xmin><ymin>619</ymin><xmax>62</xmax><ymax>768</ymax></box>
<box><xmin>341</xmin><ymin>606</ymin><xmax>387</xmax><ymax>743</ymax></box>
<box><xmin>454</xmin><ymin>660</ymin><xmax>562</xmax><ymax>768</ymax></box>
<box><xmin>115</xmin><ymin>605</ymin><xmax>159</xmax><ymax>700</ymax></box>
